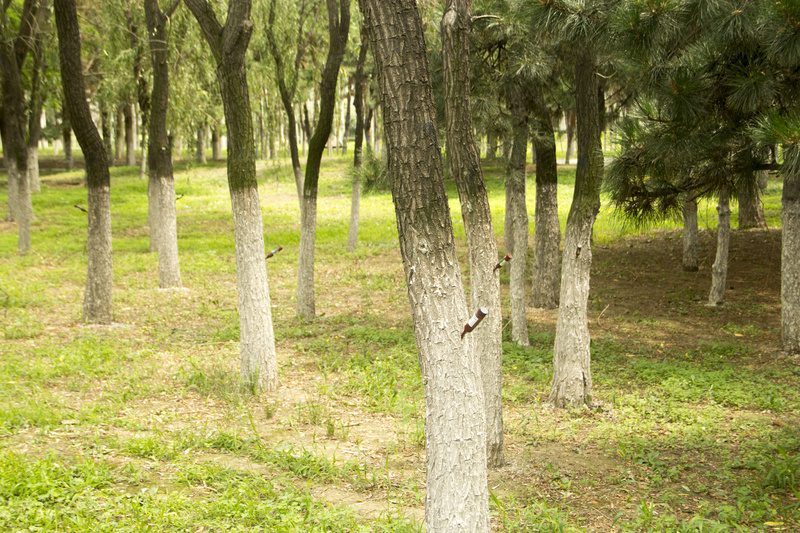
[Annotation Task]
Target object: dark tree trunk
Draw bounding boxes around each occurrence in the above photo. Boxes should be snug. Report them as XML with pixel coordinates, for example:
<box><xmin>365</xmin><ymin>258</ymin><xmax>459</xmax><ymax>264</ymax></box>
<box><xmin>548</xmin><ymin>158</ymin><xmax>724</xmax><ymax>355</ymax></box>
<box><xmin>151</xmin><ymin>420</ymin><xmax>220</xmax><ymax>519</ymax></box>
<box><xmin>782</xmin><ymin>147</ymin><xmax>800</xmax><ymax>354</ymax></box>
<box><xmin>62</xmin><ymin>112</ymin><xmax>73</xmax><ymax>171</ymax></box>
<box><xmin>100</xmin><ymin>100</ymin><xmax>114</xmax><ymax>164</ymax></box>
<box><xmin>185</xmin><ymin>0</ymin><xmax>277</xmax><ymax>393</ymax></box>
<box><xmin>26</xmin><ymin>14</ymin><xmax>47</xmax><ymax>195</ymax></box>
<box><xmin>564</xmin><ymin>108</ymin><xmax>576</xmax><ymax>165</ymax></box>
<box><xmin>682</xmin><ymin>193</ymin><xmax>699</xmax><ymax>272</ymax></box>
<box><xmin>145</xmin><ymin>0</ymin><xmax>182</xmax><ymax>289</ymax></box>
<box><xmin>549</xmin><ymin>46</ymin><xmax>603</xmax><ymax>409</ymax></box>
<box><xmin>738</xmin><ymin>174</ymin><xmax>767</xmax><ymax>229</ymax></box>
<box><xmin>115</xmin><ymin>106</ymin><xmax>124</xmax><ymax>163</ymax></box>
<box><xmin>441</xmin><ymin>0</ymin><xmax>504</xmax><ymax>468</ymax></box>
<box><xmin>55</xmin><ymin>0</ymin><xmax>113</xmax><ymax>324</ymax></box>
<box><xmin>347</xmin><ymin>23</ymin><xmax>369</xmax><ymax>253</ymax></box>
<box><xmin>297</xmin><ymin>0</ymin><xmax>350</xmax><ymax>319</ymax></box>
<box><xmin>358</xmin><ymin>1</ymin><xmax>490</xmax><ymax>530</ymax></box>
<box><xmin>124</xmin><ymin>103</ymin><xmax>136</xmax><ymax>166</ymax></box>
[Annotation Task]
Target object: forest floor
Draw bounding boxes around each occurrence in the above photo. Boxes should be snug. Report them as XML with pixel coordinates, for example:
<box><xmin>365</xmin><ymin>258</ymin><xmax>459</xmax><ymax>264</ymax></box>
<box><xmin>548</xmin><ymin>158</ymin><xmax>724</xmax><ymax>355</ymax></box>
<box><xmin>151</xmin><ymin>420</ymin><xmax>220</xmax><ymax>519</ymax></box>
<box><xmin>0</xmin><ymin>155</ymin><xmax>797</xmax><ymax>532</ymax></box>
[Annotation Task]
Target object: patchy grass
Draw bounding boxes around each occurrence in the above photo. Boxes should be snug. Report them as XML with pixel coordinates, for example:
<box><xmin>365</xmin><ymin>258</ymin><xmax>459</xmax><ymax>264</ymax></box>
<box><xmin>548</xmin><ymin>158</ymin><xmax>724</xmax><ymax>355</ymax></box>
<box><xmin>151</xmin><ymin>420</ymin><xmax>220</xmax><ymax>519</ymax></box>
<box><xmin>0</xmin><ymin>152</ymin><xmax>794</xmax><ymax>531</ymax></box>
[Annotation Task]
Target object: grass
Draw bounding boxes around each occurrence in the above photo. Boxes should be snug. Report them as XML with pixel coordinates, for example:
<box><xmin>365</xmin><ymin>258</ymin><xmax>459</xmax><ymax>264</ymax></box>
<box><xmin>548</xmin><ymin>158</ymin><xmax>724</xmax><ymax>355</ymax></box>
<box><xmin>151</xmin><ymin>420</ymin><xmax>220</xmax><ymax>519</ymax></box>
<box><xmin>0</xmin><ymin>149</ymin><xmax>794</xmax><ymax>531</ymax></box>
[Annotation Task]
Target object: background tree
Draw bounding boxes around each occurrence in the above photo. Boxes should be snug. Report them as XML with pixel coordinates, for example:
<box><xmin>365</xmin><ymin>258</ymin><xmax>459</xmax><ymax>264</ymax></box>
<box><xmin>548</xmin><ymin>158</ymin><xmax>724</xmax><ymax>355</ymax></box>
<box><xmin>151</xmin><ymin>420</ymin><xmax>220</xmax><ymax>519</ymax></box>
<box><xmin>358</xmin><ymin>0</ymin><xmax>490</xmax><ymax>530</ymax></box>
<box><xmin>346</xmin><ymin>21</ymin><xmax>368</xmax><ymax>253</ymax></box>
<box><xmin>184</xmin><ymin>0</ymin><xmax>277</xmax><ymax>392</ymax></box>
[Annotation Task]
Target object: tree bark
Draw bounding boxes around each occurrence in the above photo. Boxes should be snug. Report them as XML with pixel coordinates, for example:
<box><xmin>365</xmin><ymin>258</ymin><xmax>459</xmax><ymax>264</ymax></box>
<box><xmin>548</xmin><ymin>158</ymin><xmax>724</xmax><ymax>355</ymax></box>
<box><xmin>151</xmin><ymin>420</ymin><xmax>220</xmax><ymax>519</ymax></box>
<box><xmin>26</xmin><ymin>14</ymin><xmax>46</xmax><ymax>195</ymax></box>
<box><xmin>62</xmin><ymin>113</ymin><xmax>73</xmax><ymax>170</ymax></box>
<box><xmin>196</xmin><ymin>122</ymin><xmax>206</xmax><ymax>164</ymax></box>
<box><xmin>358</xmin><ymin>1</ymin><xmax>490</xmax><ymax>530</ymax></box>
<box><xmin>564</xmin><ymin>108</ymin><xmax>576</xmax><ymax>165</ymax></box>
<box><xmin>55</xmin><ymin>0</ymin><xmax>113</xmax><ymax>324</ymax></box>
<box><xmin>530</xmin><ymin>86</ymin><xmax>561</xmax><ymax>310</ymax></box>
<box><xmin>124</xmin><ymin>104</ymin><xmax>136</xmax><ymax>166</ymax></box>
<box><xmin>708</xmin><ymin>186</ymin><xmax>731</xmax><ymax>307</ymax></box>
<box><xmin>549</xmin><ymin>47</ymin><xmax>603</xmax><ymax>409</ymax></box>
<box><xmin>145</xmin><ymin>0</ymin><xmax>182</xmax><ymax>289</ymax></box>
<box><xmin>347</xmin><ymin>24</ymin><xmax>369</xmax><ymax>253</ymax></box>
<box><xmin>296</xmin><ymin>0</ymin><xmax>350</xmax><ymax>319</ymax></box>
<box><xmin>211</xmin><ymin>125</ymin><xmax>221</xmax><ymax>160</ymax></box>
<box><xmin>782</xmin><ymin>150</ymin><xmax>800</xmax><ymax>354</ymax></box>
<box><xmin>682</xmin><ymin>193</ymin><xmax>699</xmax><ymax>272</ymax></box>
<box><xmin>737</xmin><ymin>174</ymin><xmax>767</xmax><ymax>229</ymax></box>
<box><xmin>185</xmin><ymin>0</ymin><xmax>277</xmax><ymax>392</ymax></box>
<box><xmin>441</xmin><ymin>0</ymin><xmax>504</xmax><ymax>468</ymax></box>
<box><xmin>115</xmin><ymin>106</ymin><xmax>124</xmax><ymax>163</ymax></box>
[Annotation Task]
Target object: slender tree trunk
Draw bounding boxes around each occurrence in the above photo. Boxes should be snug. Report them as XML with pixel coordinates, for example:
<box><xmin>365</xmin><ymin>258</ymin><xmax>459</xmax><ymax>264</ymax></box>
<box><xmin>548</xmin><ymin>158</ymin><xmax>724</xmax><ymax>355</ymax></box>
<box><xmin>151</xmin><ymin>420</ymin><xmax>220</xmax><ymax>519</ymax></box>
<box><xmin>504</xmin><ymin>175</ymin><xmax>514</xmax><ymax>257</ymax></box>
<box><xmin>55</xmin><ymin>0</ymin><xmax>113</xmax><ymax>324</ymax></box>
<box><xmin>27</xmin><ymin>20</ymin><xmax>45</xmax><ymax>195</ymax></box>
<box><xmin>347</xmin><ymin>24</ymin><xmax>369</xmax><ymax>253</ymax></box>
<box><xmin>342</xmin><ymin>78</ymin><xmax>351</xmax><ymax>156</ymax></box>
<box><xmin>507</xmin><ymin>98</ymin><xmax>529</xmax><ymax>347</ymax></box>
<box><xmin>682</xmin><ymin>193</ymin><xmax>699</xmax><ymax>272</ymax></box>
<box><xmin>359</xmin><ymin>1</ymin><xmax>490</xmax><ymax>530</ymax></box>
<box><xmin>185</xmin><ymin>0</ymin><xmax>277</xmax><ymax>392</ymax></box>
<box><xmin>487</xmin><ymin>129</ymin><xmax>497</xmax><ymax>159</ymax></box>
<box><xmin>62</xmin><ymin>117</ymin><xmax>73</xmax><ymax>170</ymax></box>
<box><xmin>125</xmin><ymin>104</ymin><xmax>136</xmax><ymax>166</ymax></box>
<box><xmin>708</xmin><ymin>186</ymin><xmax>731</xmax><ymax>307</ymax></box>
<box><xmin>782</xmin><ymin>150</ymin><xmax>800</xmax><ymax>354</ymax></box>
<box><xmin>100</xmin><ymin>101</ymin><xmax>113</xmax><ymax>166</ymax></box>
<box><xmin>196</xmin><ymin>123</ymin><xmax>206</xmax><ymax>164</ymax></box>
<box><xmin>211</xmin><ymin>125</ymin><xmax>221</xmax><ymax>160</ymax></box>
<box><xmin>297</xmin><ymin>0</ymin><xmax>349</xmax><ymax>319</ymax></box>
<box><xmin>115</xmin><ymin>106</ymin><xmax>124</xmax><ymax>163</ymax></box>
<box><xmin>549</xmin><ymin>47</ymin><xmax>603</xmax><ymax>409</ymax></box>
<box><xmin>530</xmin><ymin>85</ymin><xmax>561</xmax><ymax>309</ymax></box>
<box><xmin>442</xmin><ymin>0</ymin><xmax>504</xmax><ymax>468</ymax></box>
<box><xmin>564</xmin><ymin>109</ymin><xmax>576</xmax><ymax>165</ymax></box>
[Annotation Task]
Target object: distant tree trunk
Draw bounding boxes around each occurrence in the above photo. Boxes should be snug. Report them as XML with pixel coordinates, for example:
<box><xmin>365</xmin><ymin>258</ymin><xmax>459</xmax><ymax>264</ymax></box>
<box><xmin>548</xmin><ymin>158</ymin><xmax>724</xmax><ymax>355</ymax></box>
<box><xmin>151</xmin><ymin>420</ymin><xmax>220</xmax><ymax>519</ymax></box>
<box><xmin>347</xmin><ymin>24</ymin><xmax>369</xmax><ymax>253</ymax></box>
<box><xmin>504</xmin><ymin>175</ymin><xmax>513</xmax><ymax>256</ymax></box>
<box><xmin>549</xmin><ymin>47</ymin><xmax>603</xmax><ymax>409</ymax></box>
<box><xmin>100</xmin><ymin>101</ymin><xmax>113</xmax><ymax>165</ymax></box>
<box><xmin>442</xmin><ymin>0</ymin><xmax>504</xmax><ymax>468</ymax></box>
<box><xmin>507</xmin><ymin>84</ymin><xmax>529</xmax><ymax>347</ymax></box>
<box><xmin>564</xmin><ymin>108</ymin><xmax>576</xmax><ymax>165</ymax></box>
<box><xmin>62</xmin><ymin>115</ymin><xmax>73</xmax><ymax>170</ymax></box>
<box><xmin>782</xmin><ymin>149</ymin><xmax>800</xmax><ymax>354</ymax></box>
<box><xmin>185</xmin><ymin>0</ymin><xmax>277</xmax><ymax>392</ymax></box>
<box><xmin>211</xmin><ymin>125</ymin><xmax>221</xmax><ymax>160</ymax></box>
<box><xmin>359</xmin><ymin>1</ymin><xmax>490</xmax><ymax>530</ymax></box>
<box><xmin>55</xmin><ymin>0</ymin><xmax>113</xmax><ymax>324</ymax></box>
<box><xmin>342</xmin><ymin>77</ymin><xmax>351</xmax><ymax>156</ymax></box>
<box><xmin>738</xmin><ymin>175</ymin><xmax>767</xmax><ymax>229</ymax></box>
<box><xmin>196</xmin><ymin>122</ymin><xmax>206</xmax><ymax>164</ymax></box>
<box><xmin>27</xmin><ymin>18</ymin><xmax>46</xmax><ymax>195</ymax></box>
<box><xmin>530</xmin><ymin>87</ymin><xmax>561</xmax><ymax>309</ymax></box>
<box><xmin>115</xmin><ymin>106</ymin><xmax>124</xmax><ymax>163</ymax></box>
<box><xmin>145</xmin><ymin>0</ymin><xmax>182</xmax><ymax>289</ymax></box>
<box><xmin>682</xmin><ymin>193</ymin><xmax>699</xmax><ymax>272</ymax></box>
<box><xmin>297</xmin><ymin>0</ymin><xmax>349</xmax><ymax>319</ymax></box>
<box><xmin>708</xmin><ymin>186</ymin><xmax>731</xmax><ymax>307</ymax></box>
<box><xmin>364</xmin><ymin>100</ymin><xmax>373</xmax><ymax>154</ymax></box>
<box><xmin>487</xmin><ymin>129</ymin><xmax>497</xmax><ymax>159</ymax></box>
<box><xmin>124</xmin><ymin>104</ymin><xmax>136</xmax><ymax>166</ymax></box>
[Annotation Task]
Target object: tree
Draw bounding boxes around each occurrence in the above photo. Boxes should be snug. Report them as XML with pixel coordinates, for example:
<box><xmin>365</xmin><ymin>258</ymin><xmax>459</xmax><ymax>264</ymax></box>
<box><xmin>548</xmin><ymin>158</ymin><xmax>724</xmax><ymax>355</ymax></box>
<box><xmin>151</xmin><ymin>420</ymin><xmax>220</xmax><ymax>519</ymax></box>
<box><xmin>54</xmin><ymin>0</ymin><xmax>113</xmax><ymax>324</ymax></box>
<box><xmin>184</xmin><ymin>0</ymin><xmax>277</xmax><ymax>392</ymax></box>
<box><xmin>357</xmin><ymin>0</ymin><xmax>490</xmax><ymax>530</ymax></box>
<box><xmin>346</xmin><ymin>21</ymin><xmax>368</xmax><ymax>253</ymax></box>
<box><xmin>295</xmin><ymin>0</ymin><xmax>349</xmax><ymax>319</ymax></box>
<box><xmin>144</xmin><ymin>0</ymin><xmax>182</xmax><ymax>289</ymax></box>
<box><xmin>441</xmin><ymin>0</ymin><xmax>504</xmax><ymax>468</ymax></box>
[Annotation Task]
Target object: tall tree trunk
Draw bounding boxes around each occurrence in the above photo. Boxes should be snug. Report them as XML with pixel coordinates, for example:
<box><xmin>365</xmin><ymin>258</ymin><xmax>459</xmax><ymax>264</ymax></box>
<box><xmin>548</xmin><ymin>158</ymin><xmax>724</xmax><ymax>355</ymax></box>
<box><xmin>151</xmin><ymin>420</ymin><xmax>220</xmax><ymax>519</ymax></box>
<box><xmin>55</xmin><ymin>0</ymin><xmax>113</xmax><ymax>324</ymax></box>
<box><xmin>359</xmin><ymin>1</ymin><xmax>490</xmax><ymax>530</ymax></box>
<box><xmin>487</xmin><ymin>129</ymin><xmax>497</xmax><ymax>159</ymax></box>
<box><xmin>549</xmin><ymin>47</ymin><xmax>603</xmax><ymax>409</ymax></box>
<box><xmin>342</xmin><ymin>77</ymin><xmax>351</xmax><ymax>156</ymax></box>
<box><xmin>62</xmin><ymin>115</ymin><xmax>73</xmax><ymax>170</ymax></box>
<box><xmin>347</xmin><ymin>24</ymin><xmax>369</xmax><ymax>253</ymax></box>
<box><xmin>782</xmin><ymin>149</ymin><xmax>800</xmax><ymax>354</ymax></box>
<box><xmin>196</xmin><ymin>122</ymin><xmax>207</xmax><ymax>164</ymax></box>
<box><xmin>27</xmin><ymin>17</ymin><xmax>46</xmax><ymax>195</ymax></box>
<box><xmin>708</xmin><ymin>186</ymin><xmax>731</xmax><ymax>307</ymax></box>
<box><xmin>115</xmin><ymin>106</ymin><xmax>124</xmax><ymax>163</ymax></box>
<box><xmin>530</xmin><ymin>88</ymin><xmax>561</xmax><ymax>310</ymax></box>
<box><xmin>564</xmin><ymin>108</ymin><xmax>576</xmax><ymax>165</ymax></box>
<box><xmin>297</xmin><ymin>0</ymin><xmax>350</xmax><ymax>319</ymax></box>
<box><xmin>100</xmin><ymin>101</ymin><xmax>113</xmax><ymax>167</ymax></box>
<box><xmin>145</xmin><ymin>0</ymin><xmax>182</xmax><ymax>289</ymax></box>
<box><xmin>507</xmin><ymin>87</ymin><xmax>529</xmax><ymax>347</ymax></box>
<box><xmin>211</xmin><ymin>125</ymin><xmax>221</xmax><ymax>160</ymax></box>
<box><xmin>185</xmin><ymin>0</ymin><xmax>277</xmax><ymax>392</ymax></box>
<box><xmin>442</xmin><ymin>0</ymin><xmax>504</xmax><ymax>468</ymax></box>
<box><xmin>125</xmin><ymin>104</ymin><xmax>136</xmax><ymax>166</ymax></box>
<box><xmin>682</xmin><ymin>193</ymin><xmax>699</xmax><ymax>272</ymax></box>
<box><xmin>737</xmin><ymin>174</ymin><xmax>767</xmax><ymax>229</ymax></box>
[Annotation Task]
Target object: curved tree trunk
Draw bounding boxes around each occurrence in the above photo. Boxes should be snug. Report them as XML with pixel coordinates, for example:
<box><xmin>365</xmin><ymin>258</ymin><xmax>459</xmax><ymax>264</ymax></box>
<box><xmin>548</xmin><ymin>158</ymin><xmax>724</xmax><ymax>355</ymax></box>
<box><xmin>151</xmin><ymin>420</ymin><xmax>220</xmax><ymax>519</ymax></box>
<box><xmin>782</xmin><ymin>150</ymin><xmax>800</xmax><ymax>354</ymax></box>
<box><xmin>530</xmin><ymin>87</ymin><xmax>561</xmax><ymax>309</ymax></box>
<box><xmin>359</xmin><ymin>1</ymin><xmax>490</xmax><ymax>530</ymax></box>
<box><xmin>442</xmin><ymin>0</ymin><xmax>504</xmax><ymax>468</ymax></box>
<box><xmin>682</xmin><ymin>193</ymin><xmax>699</xmax><ymax>272</ymax></box>
<box><xmin>185</xmin><ymin>0</ymin><xmax>277</xmax><ymax>392</ymax></box>
<box><xmin>507</xmin><ymin>86</ymin><xmax>529</xmax><ymax>347</ymax></box>
<box><xmin>708</xmin><ymin>186</ymin><xmax>731</xmax><ymax>307</ymax></box>
<box><xmin>549</xmin><ymin>47</ymin><xmax>603</xmax><ymax>409</ymax></box>
<box><xmin>55</xmin><ymin>0</ymin><xmax>113</xmax><ymax>324</ymax></box>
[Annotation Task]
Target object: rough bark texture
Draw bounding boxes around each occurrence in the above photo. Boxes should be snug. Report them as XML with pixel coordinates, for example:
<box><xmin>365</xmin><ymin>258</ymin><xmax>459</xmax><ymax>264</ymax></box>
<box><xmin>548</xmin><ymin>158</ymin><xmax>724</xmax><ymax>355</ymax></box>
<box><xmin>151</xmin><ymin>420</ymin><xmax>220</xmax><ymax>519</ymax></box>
<box><xmin>682</xmin><ymin>193</ymin><xmax>699</xmax><ymax>272</ymax></box>
<box><xmin>145</xmin><ymin>0</ymin><xmax>182</xmax><ymax>289</ymax></box>
<box><xmin>737</xmin><ymin>174</ymin><xmax>767</xmax><ymax>229</ymax></box>
<box><xmin>783</xmin><ymin>155</ymin><xmax>800</xmax><ymax>354</ymax></box>
<box><xmin>62</xmin><ymin>117</ymin><xmax>73</xmax><ymax>170</ymax></box>
<box><xmin>55</xmin><ymin>0</ymin><xmax>113</xmax><ymax>324</ymax></box>
<box><xmin>185</xmin><ymin>0</ymin><xmax>277</xmax><ymax>392</ymax></box>
<box><xmin>507</xmin><ymin>87</ymin><xmax>529</xmax><ymax>347</ymax></box>
<box><xmin>296</xmin><ymin>0</ymin><xmax>349</xmax><ymax>319</ymax></box>
<box><xmin>441</xmin><ymin>0</ymin><xmax>503</xmax><ymax>468</ymax></box>
<box><xmin>347</xmin><ymin>24</ymin><xmax>369</xmax><ymax>254</ymax></box>
<box><xmin>708</xmin><ymin>187</ymin><xmax>730</xmax><ymax>307</ymax></box>
<box><xmin>549</xmin><ymin>48</ymin><xmax>603</xmax><ymax>409</ymax></box>
<box><xmin>358</xmin><ymin>1</ymin><xmax>490</xmax><ymax>530</ymax></box>
<box><xmin>530</xmin><ymin>87</ymin><xmax>561</xmax><ymax>309</ymax></box>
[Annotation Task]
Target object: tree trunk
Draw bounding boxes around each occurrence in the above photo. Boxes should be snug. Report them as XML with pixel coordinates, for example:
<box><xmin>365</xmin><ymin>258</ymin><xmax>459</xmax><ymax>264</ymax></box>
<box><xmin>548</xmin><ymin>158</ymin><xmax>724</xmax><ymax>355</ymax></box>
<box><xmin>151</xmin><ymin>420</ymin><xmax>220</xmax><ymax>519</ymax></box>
<box><xmin>682</xmin><ymin>193</ymin><xmax>699</xmax><ymax>272</ymax></box>
<box><xmin>185</xmin><ymin>0</ymin><xmax>277</xmax><ymax>392</ymax></box>
<box><xmin>708</xmin><ymin>186</ymin><xmax>731</xmax><ymax>307</ymax></box>
<box><xmin>347</xmin><ymin>24</ymin><xmax>369</xmax><ymax>253</ymax></box>
<box><xmin>549</xmin><ymin>47</ymin><xmax>603</xmax><ymax>409</ymax></box>
<box><xmin>782</xmin><ymin>150</ymin><xmax>800</xmax><ymax>354</ymax></box>
<box><xmin>737</xmin><ymin>174</ymin><xmax>767</xmax><ymax>229</ymax></box>
<box><xmin>145</xmin><ymin>0</ymin><xmax>182</xmax><ymax>289</ymax></box>
<box><xmin>564</xmin><ymin>108</ymin><xmax>576</xmax><ymax>165</ymax></box>
<box><xmin>55</xmin><ymin>0</ymin><xmax>113</xmax><ymax>324</ymax></box>
<box><xmin>27</xmin><ymin>20</ymin><xmax>45</xmax><ymax>195</ymax></box>
<box><xmin>530</xmin><ymin>87</ymin><xmax>561</xmax><ymax>310</ymax></box>
<box><xmin>342</xmin><ymin>77</ymin><xmax>351</xmax><ymax>156</ymax></box>
<box><xmin>115</xmin><ymin>106</ymin><xmax>124</xmax><ymax>163</ymax></box>
<box><xmin>296</xmin><ymin>0</ymin><xmax>349</xmax><ymax>319</ymax></box>
<box><xmin>211</xmin><ymin>125</ymin><xmax>221</xmax><ymax>160</ymax></box>
<box><xmin>124</xmin><ymin>104</ymin><xmax>136</xmax><ymax>166</ymax></box>
<box><xmin>196</xmin><ymin>122</ymin><xmax>206</xmax><ymax>164</ymax></box>
<box><xmin>487</xmin><ymin>129</ymin><xmax>497</xmax><ymax>159</ymax></box>
<box><xmin>507</xmin><ymin>88</ymin><xmax>529</xmax><ymax>347</ymax></box>
<box><xmin>62</xmin><ymin>118</ymin><xmax>73</xmax><ymax>170</ymax></box>
<box><xmin>442</xmin><ymin>0</ymin><xmax>504</xmax><ymax>468</ymax></box>
<box><xmin>359</xmin><ymin>1</ymin><xmax>490</xmax><ymax>530</ymax></box>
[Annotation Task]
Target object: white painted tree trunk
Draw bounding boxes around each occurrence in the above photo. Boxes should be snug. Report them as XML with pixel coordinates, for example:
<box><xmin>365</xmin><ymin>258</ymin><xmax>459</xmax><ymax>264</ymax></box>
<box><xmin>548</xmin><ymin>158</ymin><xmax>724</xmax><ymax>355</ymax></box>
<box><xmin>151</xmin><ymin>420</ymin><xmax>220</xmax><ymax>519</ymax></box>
<box><xmin>16</xmin><ymin>162</ymin><xmax>32</xmax><ymax>254</ymax></box>
<box><xmin>230</xmin><ymin>187</ymin><xmax>277</xmax><ymax>392</ymax></box>
<box><xmin>708</xmin><ymin>187</ymin><xmax>730</xmax><ymax>307</ymax></box>
<box><xmin>157</xmin><ymin>176</ymin><xmax>181</xmax><ymax>288</ymax></box>
<box><xmin>28</xmin><ymin>145</ymin><xmax>40</xmax><ymax>193</ymax></box>
<box><xmin>682</xmin><ymin>194</ymin><xmax>699</xmax><ymax>272</ymax></box>
<box><xmin>148</xmin><ymin>177</ymin><xmax>161</xmax><ymax>253</ymax></box>
<box><xmin>782</xmin><ymin>166</ymin><xmax>800</xmax><ymax>354</ymax></box>
<box><xmin>346</xmin><ymin>174</ymin><xmax>360</xmax><ymax>252</ymax></box>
